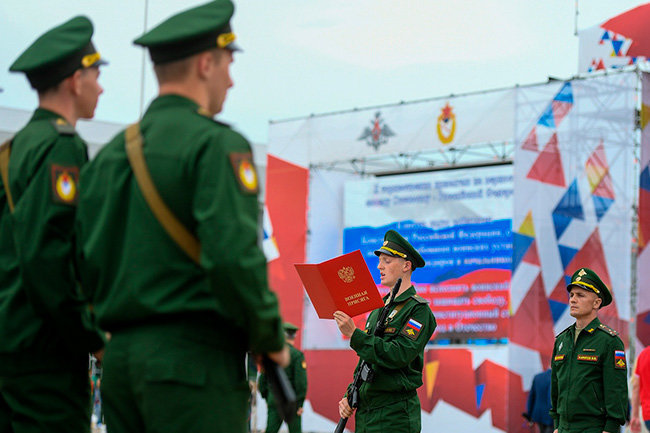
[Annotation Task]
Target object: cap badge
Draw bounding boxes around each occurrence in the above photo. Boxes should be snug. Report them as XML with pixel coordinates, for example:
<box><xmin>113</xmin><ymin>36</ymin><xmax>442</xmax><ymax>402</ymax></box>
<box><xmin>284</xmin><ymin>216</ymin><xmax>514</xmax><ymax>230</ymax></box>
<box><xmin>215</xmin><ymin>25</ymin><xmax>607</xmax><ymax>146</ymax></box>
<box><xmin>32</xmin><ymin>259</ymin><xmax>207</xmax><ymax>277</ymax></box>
<box><xmin>575</xmin><ymin>277</ymin><xmax>581</xmax><ymax>282</ymax></box>
<box><xmin>578</xmin><ymin>269</ymin><xmax>587</xmax><ymax>276</ymax></box>
<box><xmin>217</xmin><ymin>32</ymin><xmax>236</xmax><ymax>49</ymax></box>
<box><xmin>81</xmin><ymin>52</ymin><xmax>101</xmax><ymax>68</ymax></box>
<box><xmin>383</xmin><ymin>241</ymin><xmax>388</xmax><ymax>246</ymax></box>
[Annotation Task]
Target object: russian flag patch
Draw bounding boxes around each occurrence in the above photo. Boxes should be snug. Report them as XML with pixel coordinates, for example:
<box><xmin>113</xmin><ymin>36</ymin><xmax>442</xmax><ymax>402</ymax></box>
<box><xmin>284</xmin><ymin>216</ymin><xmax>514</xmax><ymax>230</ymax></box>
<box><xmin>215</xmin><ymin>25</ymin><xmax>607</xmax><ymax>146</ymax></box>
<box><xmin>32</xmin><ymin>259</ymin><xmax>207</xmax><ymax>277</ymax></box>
<box><xmin>614</xmin><ymin>350</ymin><xmax>626</xmax><ymax>369</ymax></box>
<box><xmin>401</xmin><ymin>318</ymin><xmax>423</xmax><ymax>340</ymax></box>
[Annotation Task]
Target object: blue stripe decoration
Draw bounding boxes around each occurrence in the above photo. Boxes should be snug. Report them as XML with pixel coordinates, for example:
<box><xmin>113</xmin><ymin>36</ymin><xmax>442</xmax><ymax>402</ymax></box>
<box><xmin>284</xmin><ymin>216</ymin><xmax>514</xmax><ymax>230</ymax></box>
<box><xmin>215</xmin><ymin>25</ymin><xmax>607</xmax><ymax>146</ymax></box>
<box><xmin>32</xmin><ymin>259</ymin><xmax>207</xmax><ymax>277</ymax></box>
<box><xmin>513</xmin><ymin>232</ymin><xmax>534</xmax><ymax>271</ymax></box>
<box><xmin>537</xmin><ymin>104</ymin><xmax>555</xmax><ymax>128</ymax></box>
<box><xmin>592</xmin><ymin>195</ymin><xmax>614</xmax><ymax>222</ymax></box>
<box><xmin>558</xmin><ymin>245</ymin><xmax>578</xmax><ymax>272</ymax></box>
<box><xmin>640</xmin><ymin>165</ymin><xmax>650</xmax><ymax>191</ymax></box>
<box><xmin>476</xmin><ymin>384</ymin><xmax>485</xmax><ymax>409</ymax></box>
<box><xmin>548</xmin><ymin>299</ymin><xmax>568</xmax><ymax>323</ymax></box>
<box><xmin>612</xmin><ymin>40</ymin><xmax>624</xmax><ymax>56</ymax></box>
<box><xmin>554</xmin><ymin>83</ymin><xmax>573</xmax><ymax>104</ymax></box>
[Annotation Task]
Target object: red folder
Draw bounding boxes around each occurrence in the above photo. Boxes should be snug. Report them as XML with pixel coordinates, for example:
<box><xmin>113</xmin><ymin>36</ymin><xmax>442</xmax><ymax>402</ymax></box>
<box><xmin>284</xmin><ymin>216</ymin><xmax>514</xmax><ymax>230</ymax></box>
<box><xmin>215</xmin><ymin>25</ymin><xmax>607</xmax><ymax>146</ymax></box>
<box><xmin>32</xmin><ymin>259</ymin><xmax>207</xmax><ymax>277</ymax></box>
<box><xmin>295</xmin><ymin>250</ymin><xmax>384</xmax><ymax>319</ymax></box>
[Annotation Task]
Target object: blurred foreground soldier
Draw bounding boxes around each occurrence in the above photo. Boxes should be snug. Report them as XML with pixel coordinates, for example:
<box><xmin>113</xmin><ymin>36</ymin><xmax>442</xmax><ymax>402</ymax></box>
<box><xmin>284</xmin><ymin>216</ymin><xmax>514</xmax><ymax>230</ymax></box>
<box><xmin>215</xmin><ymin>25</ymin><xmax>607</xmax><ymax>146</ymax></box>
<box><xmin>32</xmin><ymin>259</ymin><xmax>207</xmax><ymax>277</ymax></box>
<box><xmin>334</xmin><ymin>230</ymin><xmax>436</xmax><ymax>433</ymax></box>
<box><xmin>259</xmin><ymin>322</ymin><xmax>307</xmax><ymax>433</ymax></box>
<box><xmin>524</xmin><ymin>368</ymin><xmax>553</xmax><ymax>433</ymax></box>
<box><xmin>75</xmin><ymin>1</ymin><xmax>288</xmax><ymax>433</ymax></box>
<box><xmin>550</xmin><ymin>268</ymin><xmax>628</xmax><ymax>433</ymax></box>
<box><xmin>0</xmin><ymin>16</ymin><xmax>106</xmax><ymax>433</ymax></box>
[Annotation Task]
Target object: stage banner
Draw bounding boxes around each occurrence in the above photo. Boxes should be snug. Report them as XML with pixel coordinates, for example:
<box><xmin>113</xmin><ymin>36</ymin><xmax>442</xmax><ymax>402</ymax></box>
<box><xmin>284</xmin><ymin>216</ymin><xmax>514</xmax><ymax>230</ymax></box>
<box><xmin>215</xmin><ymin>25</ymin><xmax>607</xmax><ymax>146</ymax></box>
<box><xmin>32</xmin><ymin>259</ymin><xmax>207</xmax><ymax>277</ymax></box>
<box><xmin>510</xmin><ymin>73</ymin><xmax>636</xmax><ymax>389</ymax></box>
<box><xmin>578</xmin><ymin>4</ymin><xmax>650</xmax><ymax>73</ymax></box>
<box><xmin>637</xmin><ymin>72</ymin><xmax>650</xmax><ymax>345</ymax></box>
<box><xmin>267</xmin><ymin>88</ymin><xmax>515</xmax><ymax>167</ymax></box>
<box><xmin>342</xmin><ymin>165</ymin><xmax>513</xmax><ymax>343</ymax></box>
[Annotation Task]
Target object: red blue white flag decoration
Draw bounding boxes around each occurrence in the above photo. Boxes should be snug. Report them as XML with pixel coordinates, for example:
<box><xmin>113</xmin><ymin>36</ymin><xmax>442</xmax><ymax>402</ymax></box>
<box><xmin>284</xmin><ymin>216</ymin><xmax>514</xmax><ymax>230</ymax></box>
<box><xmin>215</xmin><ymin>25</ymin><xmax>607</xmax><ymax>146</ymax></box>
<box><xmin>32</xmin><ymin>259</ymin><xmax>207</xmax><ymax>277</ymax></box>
<box><xmin>511</xmin><ymin>73</ymin><xmax>635</xmax><ymax>382</ymax></box>
<box><xmin>637</xmin><ymin>73</ymin><xmax>650</xmax><ymax>346</ymax></box>
<box><xmin>578</xmin><ymin>3</ymin><xmax>650</xmax><ymax>73</ymax></box>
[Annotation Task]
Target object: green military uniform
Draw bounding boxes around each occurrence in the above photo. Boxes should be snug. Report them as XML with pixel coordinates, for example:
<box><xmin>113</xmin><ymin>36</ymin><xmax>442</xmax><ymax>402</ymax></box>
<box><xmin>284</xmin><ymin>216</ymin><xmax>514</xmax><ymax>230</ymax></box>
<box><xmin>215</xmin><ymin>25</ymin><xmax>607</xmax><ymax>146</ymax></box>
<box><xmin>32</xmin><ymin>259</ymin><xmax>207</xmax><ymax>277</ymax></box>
<box><xmin>0</xmin><ymin>16</ymin><xmax>106</xmax><ymax>433</ymax></box>
<box><xmin>259</xmin><ymin>323</ymin><xmax>308</xmax><ymax>433</ymax></box>
<box><xmin>550</xmin><ymin>268</ymin><xmax>628</xmax><ymax>433</ymax></box>
<box><xmin>346</xmin><ymin>230</ymin><xmax>436</xmax><ymax>433</ymax></box>
<box><xmin>75</xmin><ymin>2</ymin><xmax>284</xmax><ymax>433</ymax></box>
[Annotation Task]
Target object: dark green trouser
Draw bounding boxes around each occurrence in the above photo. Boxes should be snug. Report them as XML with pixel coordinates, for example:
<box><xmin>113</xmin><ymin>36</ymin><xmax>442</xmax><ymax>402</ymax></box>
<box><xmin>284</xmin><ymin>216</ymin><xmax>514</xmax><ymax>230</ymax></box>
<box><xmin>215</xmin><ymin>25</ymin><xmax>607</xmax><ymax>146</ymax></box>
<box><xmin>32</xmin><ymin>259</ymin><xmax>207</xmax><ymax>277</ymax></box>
<box><xmin>0</xmin><ymin>369</ymin><xmax>91</xmax><ymax>433</ymax></box>
<box><xmin>355</xmin><ymin>393</ymin><xmax>421</xmax><ymax>433</ymax></box>
<box><xmin>265</xmin><ymin>402</ymin><xmax>301</xmax><ymax>433</ymax></box>
<box><xmin>101</xmin><ymin>320</ymin><xmax>249</xmax><ymax>433</ymax></box>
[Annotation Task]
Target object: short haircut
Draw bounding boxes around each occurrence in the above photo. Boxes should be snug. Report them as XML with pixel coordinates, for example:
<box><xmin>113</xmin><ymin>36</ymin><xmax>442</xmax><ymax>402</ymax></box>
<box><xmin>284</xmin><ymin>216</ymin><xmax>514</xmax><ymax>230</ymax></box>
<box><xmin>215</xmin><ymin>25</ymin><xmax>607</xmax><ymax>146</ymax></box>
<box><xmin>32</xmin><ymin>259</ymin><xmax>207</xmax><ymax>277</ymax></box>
<box><xmin>153</xmin><ymin>48</ymin><xmax>224</xmax><ymax>84</ymax></box>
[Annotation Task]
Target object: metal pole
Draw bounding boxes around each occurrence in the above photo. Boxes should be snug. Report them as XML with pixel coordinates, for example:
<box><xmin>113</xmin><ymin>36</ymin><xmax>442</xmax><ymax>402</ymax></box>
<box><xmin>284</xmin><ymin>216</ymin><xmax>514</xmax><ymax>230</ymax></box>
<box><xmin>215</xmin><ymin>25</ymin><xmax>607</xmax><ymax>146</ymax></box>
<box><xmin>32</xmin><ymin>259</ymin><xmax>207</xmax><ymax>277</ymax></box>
<box><xmin>139</xmin><ymin>0</ymin><xmax>150</xmax><ymax>118</ymax></box>
<box><xmin>574</xmin><ymin>0</ymin><xmax>579</xmax><ymax>36</ymax></box>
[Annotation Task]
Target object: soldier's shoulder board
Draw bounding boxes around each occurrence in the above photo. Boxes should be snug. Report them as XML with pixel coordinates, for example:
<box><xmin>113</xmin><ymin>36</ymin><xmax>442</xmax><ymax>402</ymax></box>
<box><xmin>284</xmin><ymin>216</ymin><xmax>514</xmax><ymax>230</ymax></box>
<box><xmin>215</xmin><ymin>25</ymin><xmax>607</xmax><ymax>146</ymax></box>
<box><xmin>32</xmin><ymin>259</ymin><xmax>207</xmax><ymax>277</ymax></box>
<box><xmin>411</xmin><ymin>294</ymin><xmax>429</xmax><ymax>304</ymax></box>
<box><xmin>50</xmin><ymin>118</ymin><xmax>75</xmax><ymax>135</ymax></box>
<box><xmin>597</xmin><ymin>323</ymin><xmax>619</xmax><ymax>337</ymax></box>
<box><xmin>195</xmin><ymin>107</ymin><xmax>231</xmax><ymax>128</ymax></box>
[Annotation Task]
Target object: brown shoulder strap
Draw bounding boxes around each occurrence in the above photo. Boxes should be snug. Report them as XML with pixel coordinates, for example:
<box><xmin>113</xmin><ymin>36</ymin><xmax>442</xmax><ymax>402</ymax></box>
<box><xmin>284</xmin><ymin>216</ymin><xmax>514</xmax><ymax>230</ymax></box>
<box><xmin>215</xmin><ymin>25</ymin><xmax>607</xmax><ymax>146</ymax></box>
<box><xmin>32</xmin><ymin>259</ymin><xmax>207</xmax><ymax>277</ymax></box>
<box><xmin>124</xmin><ymin>123</ymin><xmax>201</xmax><ymax>264</ymax></box>
<box><xmin>0</xmin><ymin>140</ymin><xmax>15</xmax><ymax>213</ymax></box>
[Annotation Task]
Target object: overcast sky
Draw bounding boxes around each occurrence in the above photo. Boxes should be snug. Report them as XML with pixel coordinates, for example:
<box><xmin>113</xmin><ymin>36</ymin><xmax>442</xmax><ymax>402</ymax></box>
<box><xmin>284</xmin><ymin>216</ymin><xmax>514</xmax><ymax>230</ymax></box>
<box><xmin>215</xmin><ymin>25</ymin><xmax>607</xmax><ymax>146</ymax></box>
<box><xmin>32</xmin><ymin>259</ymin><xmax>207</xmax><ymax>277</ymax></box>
<box><xmin>1</xmin><ymin>0</ymin><xmax>649</xmax><ymax>143</ymax></box>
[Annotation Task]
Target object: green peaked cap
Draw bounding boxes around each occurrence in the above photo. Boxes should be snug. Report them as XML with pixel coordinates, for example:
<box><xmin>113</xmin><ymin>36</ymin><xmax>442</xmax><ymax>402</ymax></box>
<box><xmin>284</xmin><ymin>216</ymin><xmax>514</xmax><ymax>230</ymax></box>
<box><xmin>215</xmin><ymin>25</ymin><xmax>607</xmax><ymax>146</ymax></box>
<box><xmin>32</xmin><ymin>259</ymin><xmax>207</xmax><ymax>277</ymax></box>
<box><xmin>374</xmin><ymin>229</ymin><xmax>425</xmax><ymax>269</ymax></box>
<box><xmin>133</xmin><ymin>0</ymin><xmax>241</xmax><ymax>65</ymax></box>
<box><xmin>567</xmin><ymin>267</ymin><xmax>612</xmax><ymax>307</ymax></box>
<box><xmin>10</xmin><ymin>16</ymin><xmax>106</xmax><ymax>91</ymax></box>
<box><xmin>283</xmin><ymin>322</ymin><xmax>299</xmax><ymax>332</ymax></box>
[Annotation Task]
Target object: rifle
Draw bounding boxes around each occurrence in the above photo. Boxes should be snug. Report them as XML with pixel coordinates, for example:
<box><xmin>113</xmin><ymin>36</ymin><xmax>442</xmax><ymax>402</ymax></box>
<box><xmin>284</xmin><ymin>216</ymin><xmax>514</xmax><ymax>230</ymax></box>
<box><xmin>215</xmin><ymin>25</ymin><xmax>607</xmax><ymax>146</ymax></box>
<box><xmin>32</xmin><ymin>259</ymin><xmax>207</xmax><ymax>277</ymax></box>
<box><xmin>262</xmin><ymin>355</ymin><xmax>298</xmax><ymax>424</ymax></box>
<box><xmin>334</xmin><ymin>278</ymin><xmax>402</xmax><ymax>433</ymax></box>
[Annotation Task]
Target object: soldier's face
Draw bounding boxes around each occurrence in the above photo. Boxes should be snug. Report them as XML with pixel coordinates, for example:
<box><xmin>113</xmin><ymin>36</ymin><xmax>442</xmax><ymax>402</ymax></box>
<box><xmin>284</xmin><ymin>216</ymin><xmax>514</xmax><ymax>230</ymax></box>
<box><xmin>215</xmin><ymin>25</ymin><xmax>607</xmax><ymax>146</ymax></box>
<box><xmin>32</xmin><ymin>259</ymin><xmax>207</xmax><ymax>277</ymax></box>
<box><xmin>207</xmin><ymin>49</ymin><xmax>234</xmax><ymax>115</ymax></box>
<box><xmin>377</xmin><ymin>254</ymin><xmax>409</xmax><ymax>287</ymax></box>
<box><xmin>568</xmin><ymin>286</ymin><xmax>601</xmax><ymax>318</ymax></box>
<box><xmin>75</xmin><ymin>66</ymin><xmax>103</xmax><ymax>119</ymax></box>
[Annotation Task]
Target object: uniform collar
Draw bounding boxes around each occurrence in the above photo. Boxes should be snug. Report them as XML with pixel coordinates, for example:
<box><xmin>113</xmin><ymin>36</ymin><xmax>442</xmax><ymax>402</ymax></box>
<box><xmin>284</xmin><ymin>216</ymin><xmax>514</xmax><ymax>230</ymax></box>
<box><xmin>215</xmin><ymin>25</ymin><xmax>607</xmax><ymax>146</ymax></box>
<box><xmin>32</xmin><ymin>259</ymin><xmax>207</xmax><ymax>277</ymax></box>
<box><xmin>31</xmin><ymin>107</ymin><xmax>68</xmax><ymax>123</ymax></box>
<box><xmin>573</xmin><ymin>317</ymin><xmax>601</xmax><ymax>336</ymax></box>
<box><xmin>145</xmin><ymin>94</ymin><xmax>200</xmax><ymax>115</ymax></box>
<box><xmin>383</xmin><ymin>285</ymin><xmax>416</xmax><ymax>304</ymax></box>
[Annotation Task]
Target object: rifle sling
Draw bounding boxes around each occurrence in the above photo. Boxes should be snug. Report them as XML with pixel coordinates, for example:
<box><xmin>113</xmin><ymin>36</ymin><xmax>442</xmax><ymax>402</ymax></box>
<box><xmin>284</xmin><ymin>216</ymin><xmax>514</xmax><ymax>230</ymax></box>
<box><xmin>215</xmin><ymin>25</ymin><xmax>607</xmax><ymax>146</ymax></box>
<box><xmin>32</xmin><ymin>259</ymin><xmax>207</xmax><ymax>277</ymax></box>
<box><xmin>124</xmin><ymin>123</ymin><xmax>201</xmax><ymax>264</ymax></box>
<box><xmin>0</xmin><ymin>140</ymin><xmax>15</xmax><ymax>213</ymax></box>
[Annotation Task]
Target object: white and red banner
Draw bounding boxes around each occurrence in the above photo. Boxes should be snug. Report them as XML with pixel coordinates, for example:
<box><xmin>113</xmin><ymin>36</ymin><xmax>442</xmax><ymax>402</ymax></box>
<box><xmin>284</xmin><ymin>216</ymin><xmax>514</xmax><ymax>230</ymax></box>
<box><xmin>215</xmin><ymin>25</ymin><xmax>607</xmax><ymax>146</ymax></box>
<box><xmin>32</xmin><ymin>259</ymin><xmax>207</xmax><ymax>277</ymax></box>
<box><xmin>578</xmin><ymin>3</ymin><xmax>650</xmax><ymax>73</ymax></box>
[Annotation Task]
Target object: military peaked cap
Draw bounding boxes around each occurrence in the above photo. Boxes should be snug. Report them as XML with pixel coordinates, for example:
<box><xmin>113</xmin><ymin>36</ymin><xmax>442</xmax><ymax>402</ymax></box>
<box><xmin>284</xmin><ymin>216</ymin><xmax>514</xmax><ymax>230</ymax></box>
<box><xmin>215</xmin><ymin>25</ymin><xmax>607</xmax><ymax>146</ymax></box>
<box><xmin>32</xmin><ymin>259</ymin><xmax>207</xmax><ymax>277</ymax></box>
<box><xmin>374</xmin><ymin>229</ymin><xmax>425</xmax><ymax>269</ymax></box>
<box><xmin>133</xmin><ymin>0</ymin><xmax>241</xmax><ymax>65</ymax></box>
<box><xmin>567</xmin><ymin>267</ymin><xmax>612</xmax><ymax>307</ymax></box>
<box><xmin>10</xmin><ymin>16</ymin><xmax>106</xmax><ymax>91</ymax></box>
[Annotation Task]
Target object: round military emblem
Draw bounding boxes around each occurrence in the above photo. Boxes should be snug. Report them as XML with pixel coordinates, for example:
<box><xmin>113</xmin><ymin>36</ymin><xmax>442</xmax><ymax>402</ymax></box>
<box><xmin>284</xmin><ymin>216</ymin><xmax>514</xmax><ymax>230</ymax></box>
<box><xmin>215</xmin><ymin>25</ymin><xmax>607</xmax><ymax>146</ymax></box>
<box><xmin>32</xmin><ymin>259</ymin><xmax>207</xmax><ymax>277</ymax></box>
<box><xmin>238</xmin><ymin>159</ymin><xmax>258</xmax><ymax>191</ymax></box>
<box><xmin>56</xmin><ymin>172</ymin><xmax>76</xmax><ymax>202</ymax></box>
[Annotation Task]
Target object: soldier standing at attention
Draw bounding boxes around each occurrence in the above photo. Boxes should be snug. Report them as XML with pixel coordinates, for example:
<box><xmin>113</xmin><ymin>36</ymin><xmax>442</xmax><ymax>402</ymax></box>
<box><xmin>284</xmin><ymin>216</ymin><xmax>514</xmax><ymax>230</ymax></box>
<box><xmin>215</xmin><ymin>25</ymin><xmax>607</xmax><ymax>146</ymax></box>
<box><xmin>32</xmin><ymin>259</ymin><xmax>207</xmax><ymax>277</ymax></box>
<box><xmin>334</xmin><ymin>230</ymin><xmax>436</xmax><ymax>433</ymax></box>
<box><xmin>550</xmin><ymin>268</ymin><xmax>628</xmax><ymax>433</ymax></box>
<box><xmin>75</xmin><ymin>1</ymin><xmax>288</xmax><ymax>433</ymax></box>
<box><xmin>259</xmin><ymin>322</ymin><xmax>308</xmax><ymax>433</ymax></box>
<box><xmin>0</xmin><ymin>16</ymin><xmax>106</xmax><ymax>433</ymax></box>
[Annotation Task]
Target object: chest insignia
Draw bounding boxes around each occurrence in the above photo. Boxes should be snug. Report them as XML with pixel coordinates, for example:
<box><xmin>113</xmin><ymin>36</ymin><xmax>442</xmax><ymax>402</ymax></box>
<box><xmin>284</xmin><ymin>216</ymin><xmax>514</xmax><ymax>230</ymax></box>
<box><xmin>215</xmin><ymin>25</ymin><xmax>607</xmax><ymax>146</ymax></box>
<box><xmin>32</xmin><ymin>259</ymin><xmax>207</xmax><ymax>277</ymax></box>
<box><xmin>586</xmin><ymin>328</ymin><xmax>595</xmax><ymax>334</ymax></box>
<box><xmin>582</xmin><ymin>348</ymin><xmax>596</xmax><ymax>352</ymax></box>
<box><xmin>385</xmin><ymin>327</ymin><xmax>397</xmax><ymax>334</ymax></box>
<box><xmin>614</xmin><ymin>350</ymin><xmax>626</xmax><ymax>369</ymax></box>
<box><xmin>558</xmin><ymin>342</ymin><xmax>563</xmax><ymax>351</ymax></box>
<box><xmin>577</xmin><ymin>354</ymin><xmax>599</xmax><ymax>363</ymax></box>
<box><xmin>554</xmin><ymin>354</ymin><xmax>565</xmax><ymax>362</ymax></box>
<box><xmin>400</xmin><ymin>318</ymin><xmax>423</xmax><ymax>340</ymax></box>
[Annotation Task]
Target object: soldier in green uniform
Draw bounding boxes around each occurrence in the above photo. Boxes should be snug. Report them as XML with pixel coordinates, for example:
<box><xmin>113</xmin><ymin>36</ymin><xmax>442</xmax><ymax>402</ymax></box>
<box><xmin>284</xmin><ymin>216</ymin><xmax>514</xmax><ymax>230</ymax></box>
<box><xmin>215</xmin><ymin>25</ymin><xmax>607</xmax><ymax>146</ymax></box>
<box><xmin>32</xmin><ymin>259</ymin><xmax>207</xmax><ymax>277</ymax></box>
<box><xmin>259</xmin><ymin>322</ymin><xmax>308</xmax><ymax>433</ymax></box>
<box><xmin>334</xmin><ymin>230</ymin><xmax>436</xmax><ymax>433</ymax></box>
<box><xmin>0</xmin><ymin>16</ymin><xmax>106</xmax><ymax>433</ymax></box>
<box><xmin>550</xmin><ymin>268</ymin><xmax>628</xmax><ymax>433</ymax></box>
<box><xmin>75</xmin><ymin>2</ymin><xmax>288</xmax><ymax>433</ymax></box>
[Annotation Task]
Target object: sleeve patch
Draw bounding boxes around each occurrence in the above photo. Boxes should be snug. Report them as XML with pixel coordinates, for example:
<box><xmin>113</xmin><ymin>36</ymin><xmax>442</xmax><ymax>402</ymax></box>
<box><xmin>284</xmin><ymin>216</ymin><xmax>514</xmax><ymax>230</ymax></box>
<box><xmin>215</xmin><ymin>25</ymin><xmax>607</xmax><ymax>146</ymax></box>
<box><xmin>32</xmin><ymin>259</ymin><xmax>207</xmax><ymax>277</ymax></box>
<box><xmin>50</xmin><ymin>164</ymin><xmax>79</xmax><ymax>205</ymax></box>
<box><xmin>400</xmin><ymin>318</ymin><xmax>423</xmax><ymax>340</ymax></box>
<box><xmin>614</xmin><ymin>350</ymin><xmax>627</xmax><ymax>369</ymax></box>
<box><xmin>301</xmin><ymin>360</ymin><xmax>307</xmax><ymax>369</ymax></box>
<box><xmin>229</xmin><ymin>152</ymin><xmax>259</xmax><ymax>194</ymax></box>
